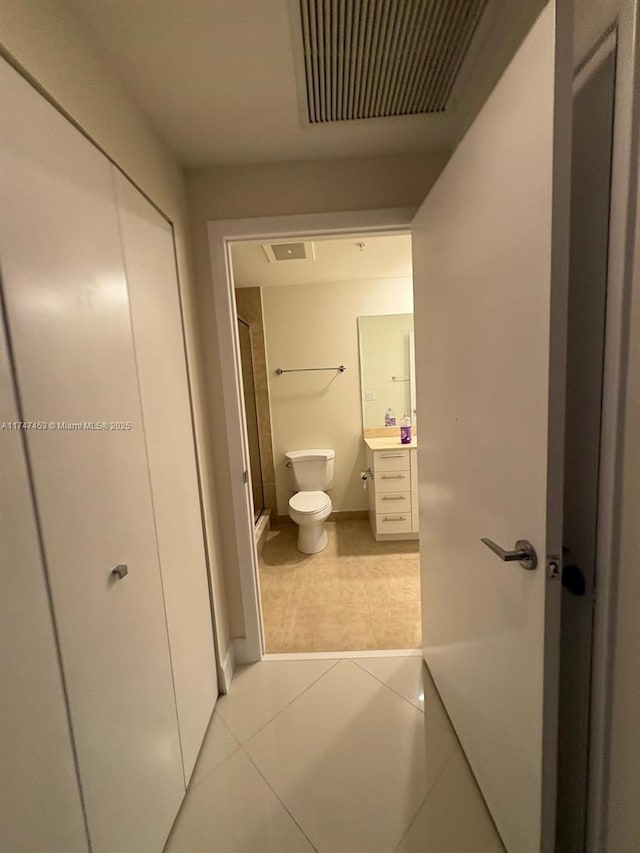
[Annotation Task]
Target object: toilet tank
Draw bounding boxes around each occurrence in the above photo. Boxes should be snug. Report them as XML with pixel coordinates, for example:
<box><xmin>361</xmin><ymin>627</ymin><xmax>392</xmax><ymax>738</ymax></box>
<box><xmin>285</xmin><ymin>449</ymin><xmax>335</xmax><ymax>491</ymax></box>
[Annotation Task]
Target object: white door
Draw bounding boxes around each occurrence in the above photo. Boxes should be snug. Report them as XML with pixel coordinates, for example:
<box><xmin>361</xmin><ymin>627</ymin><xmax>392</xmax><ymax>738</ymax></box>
<box><xmin>0</xmin><ymin>61</ymin><xmax>185</xmax><ymax>853</ymax></box>
<box><xmin>413</xmin><ymin>5</ymin><xmax>570</xmax><ymax>853</ymax></box>
<box><xmin>557</xmin><ymin>41</ymin><xmax>616</xmax><ymax>853</ymax></box>
<box><xmin>0</xmin><ymin>300</ymin><xmax>89</xmax><ymax>853</ymax></box>
<box><xmin>113</xmin><ymin>171</ymin><xmax>218</xmax><ymax>779</ymax></box>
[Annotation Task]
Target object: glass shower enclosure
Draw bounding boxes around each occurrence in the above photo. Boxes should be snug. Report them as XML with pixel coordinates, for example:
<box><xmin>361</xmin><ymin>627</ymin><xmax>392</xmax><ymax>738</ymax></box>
<box><xmin>236</xmin><ymin>316</ymin><xmax>265</xmax><ymax>522</ymax></box>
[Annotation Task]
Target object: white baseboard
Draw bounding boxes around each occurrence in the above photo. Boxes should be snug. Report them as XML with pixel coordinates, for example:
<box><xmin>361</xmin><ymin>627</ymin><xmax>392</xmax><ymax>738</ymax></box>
<box><xmin>218</xmin><ymin>643</ymin><xmax>236</xmax><ymax>694</ymax></box>
<box><xmin>232</xmin><ymin>637</ymin><xmax>254</xmax><ymax>665</ymax></box>
<box><xmin>219</xmin><ymin>638</ymin><xmax>257</xmax><ymax>694</ymax></box>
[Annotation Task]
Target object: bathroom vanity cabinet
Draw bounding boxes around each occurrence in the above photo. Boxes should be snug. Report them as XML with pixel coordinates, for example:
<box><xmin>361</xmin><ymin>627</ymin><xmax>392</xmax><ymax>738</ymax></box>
<box><xmin>364</xmin><ymin>438</ymin><xmax>419</xmax><ymax>540</ymax></box>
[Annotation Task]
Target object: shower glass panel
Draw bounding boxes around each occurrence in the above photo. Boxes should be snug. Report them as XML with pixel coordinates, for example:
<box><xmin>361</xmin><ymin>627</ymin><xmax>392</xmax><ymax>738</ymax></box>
<box><xmin>237</xmin><ymin>317</ymin><xmax>265</xmax><ymax>522</ymax></box>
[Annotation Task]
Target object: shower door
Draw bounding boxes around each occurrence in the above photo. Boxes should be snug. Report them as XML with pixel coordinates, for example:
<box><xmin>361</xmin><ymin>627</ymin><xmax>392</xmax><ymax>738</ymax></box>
<box><xmin>237</xmin><ymin>317</ymin><xmax>265</xmax><ymax>522</ymax></box>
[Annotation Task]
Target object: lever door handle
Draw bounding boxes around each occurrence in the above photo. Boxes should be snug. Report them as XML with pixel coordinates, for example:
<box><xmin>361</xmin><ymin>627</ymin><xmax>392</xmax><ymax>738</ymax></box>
<box><xmin>481</xmin><ymin>538</ymin><xmax>537</xmax><ymax>570</ymax></box>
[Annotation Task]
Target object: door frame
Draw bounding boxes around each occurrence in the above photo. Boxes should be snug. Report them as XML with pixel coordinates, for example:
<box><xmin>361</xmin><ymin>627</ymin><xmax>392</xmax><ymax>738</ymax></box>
<box><xmin>207</xmin><ymin>208</ymin><xmax>415</xmax><ymax>663</ymax></box>
<box><xmin>581</xmin><ymin>1</ymin><xmax>640</xmax><ymax>849</ymax></box>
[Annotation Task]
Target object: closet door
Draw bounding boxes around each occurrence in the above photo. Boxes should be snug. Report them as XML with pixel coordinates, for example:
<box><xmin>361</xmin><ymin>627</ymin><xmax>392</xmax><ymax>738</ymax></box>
<box><xmin>0</xmin><ymin>299</ymin><xmax>89</xmax><ymax>853</ymax></box>
<box><xmin>0</xmin><ymin>61</ymin><xmax>184</xmax><ymax>853</ymax></box>
<box><xmin>114</xmin><ymin>171</ymin><xmax>217</xmax><ymax>778</ymax></box>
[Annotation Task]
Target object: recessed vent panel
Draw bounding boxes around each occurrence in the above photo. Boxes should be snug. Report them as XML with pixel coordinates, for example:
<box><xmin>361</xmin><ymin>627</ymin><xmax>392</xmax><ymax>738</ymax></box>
<box><xmin>271</xmin><ymin>242</ymin><xmax>307</xmax><ymax>260</ymax></box>
<box><xmin>299</xmin><ymin>0</ymin><xmax>488</xmax><ymax>123</ymax></box>
<box><xmin>261</xmin><ymin>241</ymin><xmax>316</xmax><ymax>262</ymax></box>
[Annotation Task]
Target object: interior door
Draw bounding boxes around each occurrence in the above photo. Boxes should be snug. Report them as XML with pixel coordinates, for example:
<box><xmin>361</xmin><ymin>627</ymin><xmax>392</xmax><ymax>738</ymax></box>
<box><xmin>0</xmin><ymin>297</ymin><xmax>89</xmax><ymax>853</ymax></box>
<box><xmin>556</xmin><ymin>41</ymin><xmax>616</xmax><ymax>853</ymax></box>
<box><xmin>113</xmin><ymin>170</ymin><xmax>218</xmax><ymax>780</ymax></box>
<box><xmin>413</xmin><ymin>5</ymin><xmax>571</xmax><ymax>853</ymax></box>
<box><xmin>0</xmin><ymin>60</ymin><xmax>185</xmax><ymax>853</ymax></box>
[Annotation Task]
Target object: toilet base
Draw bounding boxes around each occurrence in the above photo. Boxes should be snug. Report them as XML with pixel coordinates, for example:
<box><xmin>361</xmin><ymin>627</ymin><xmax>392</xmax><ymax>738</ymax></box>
<box><xmin>297</xmin><ymin>523</ymin><xmax>328</xmax><ymax>555</ymax></box>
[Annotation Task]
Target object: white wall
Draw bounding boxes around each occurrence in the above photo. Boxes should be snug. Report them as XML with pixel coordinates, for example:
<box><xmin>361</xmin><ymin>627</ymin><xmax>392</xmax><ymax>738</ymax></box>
<box><xmin>262</xmin><ymin>278</ymin><xmax>413</xmax><ymax>516</ymax></box>
<box><xmin>186</xmin><ymin>153</ymin><xmax>448</xmax><ymax>636</ymax></box>
<box><xmin>0</xmin><ymin>0</ymin><xmax>230</xmax><ymax>655</ymax></box>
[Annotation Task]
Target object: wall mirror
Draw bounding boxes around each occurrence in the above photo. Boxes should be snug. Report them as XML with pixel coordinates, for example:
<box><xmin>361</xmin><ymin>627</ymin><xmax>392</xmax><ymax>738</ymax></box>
<box><xmin>357</xmin><ymin>313</ymin><xmax>416</xmax><ymax>430</ymax></box>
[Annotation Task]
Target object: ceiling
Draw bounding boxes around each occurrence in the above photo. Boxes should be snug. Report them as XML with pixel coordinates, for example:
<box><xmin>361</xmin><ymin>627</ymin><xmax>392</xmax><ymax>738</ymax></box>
<box><xmin>231</xmin><ymin>233</ymin><xmax>412</xmax><ymax>288</ymax></box>
<box><xmin>66</xmin><ymin>0</ymin><xmax>545</xmax><ymax>167</ymax></box>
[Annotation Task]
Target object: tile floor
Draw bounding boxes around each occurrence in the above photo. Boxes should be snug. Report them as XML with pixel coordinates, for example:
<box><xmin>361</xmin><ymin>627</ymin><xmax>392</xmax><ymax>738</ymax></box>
<box><xmin>259</xmin><ymin>520</ymin><xmax>421</xmax><ymax>653</ymax></box>
<box><xmin>164</xmin><ymin>656</ymin><xmax>505</xmax><ymax>853</ymax></box>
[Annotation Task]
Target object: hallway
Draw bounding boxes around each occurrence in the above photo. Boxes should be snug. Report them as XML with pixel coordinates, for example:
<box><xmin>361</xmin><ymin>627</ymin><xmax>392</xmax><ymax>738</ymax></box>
<box><xmin>165</xmin><ymin>657</ymin><xmax>505</xmax><ymax>853</ymax></box>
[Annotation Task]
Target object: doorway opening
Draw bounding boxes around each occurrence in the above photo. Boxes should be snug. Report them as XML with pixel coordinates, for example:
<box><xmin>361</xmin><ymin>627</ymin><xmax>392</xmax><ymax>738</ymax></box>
<box><xmin>229</xmin><ymin>230</ymin><xmax>421</xmax><ymax>655</ymax></box>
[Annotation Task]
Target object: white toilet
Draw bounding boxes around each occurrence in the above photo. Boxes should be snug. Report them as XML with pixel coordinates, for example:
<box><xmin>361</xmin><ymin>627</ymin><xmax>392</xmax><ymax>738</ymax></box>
<box><xmin>286</xmin><ymin>448</ymin><xmax>335</xmax><ymax>554</ymax></box>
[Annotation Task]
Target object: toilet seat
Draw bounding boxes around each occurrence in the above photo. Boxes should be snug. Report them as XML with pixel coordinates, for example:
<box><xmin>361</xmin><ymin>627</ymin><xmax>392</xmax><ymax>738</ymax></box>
<box><xmin>289</xmin><ymin>490</ymin><xmax>331</xmax><ymax>515</ymax></box>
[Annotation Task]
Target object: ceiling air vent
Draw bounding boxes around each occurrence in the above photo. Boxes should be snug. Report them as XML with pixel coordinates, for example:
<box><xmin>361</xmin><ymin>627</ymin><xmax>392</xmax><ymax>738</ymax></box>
<box><xmin>299</xmin><ymin>0</ymin><xmax>488</xmax><ymax>123</ymax></box>
<box><xmin>261</xmin><ymin>241</ymin><xmax>316</xmax><ymax>262</ymax></box>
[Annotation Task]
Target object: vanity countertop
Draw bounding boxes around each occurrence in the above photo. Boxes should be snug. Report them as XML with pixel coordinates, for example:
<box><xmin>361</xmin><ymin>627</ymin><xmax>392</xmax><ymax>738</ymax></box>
<box><xmin>364</xmin><ymin>436</ymin><xmax>418</xmax><ymax>451</ymax></box>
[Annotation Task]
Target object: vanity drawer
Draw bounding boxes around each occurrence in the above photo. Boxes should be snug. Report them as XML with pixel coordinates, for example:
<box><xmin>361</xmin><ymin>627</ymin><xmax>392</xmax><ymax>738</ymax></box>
<box><xmin>375</xmin><ymin>491</ymin><xmax>411</xmax><ymax>513</ymax></box>
<box><xmin>375</xmin><ymin>469</ymin><xmax>411</xmax><ymax>492</ymax></box>
<box><xmin>376</xmin><ymin>512</ymin><xmax>412</xmax><ymax>534</ymax></box>
<box><xmin>372</xmin><ymin>449</ymin><xmax>410</xmax><ymax>472</ymax></box>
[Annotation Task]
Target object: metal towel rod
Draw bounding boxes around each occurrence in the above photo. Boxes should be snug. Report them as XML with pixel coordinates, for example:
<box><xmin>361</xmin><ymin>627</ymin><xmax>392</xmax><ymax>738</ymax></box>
<box><xmin>275</xmin><ymin>365</ymin><xmax>346</xmax><ymax>375</ymax></box>
<box><xmin>392</xmin><ymin>375</ymin><xmax>410</xmax><ymax>382</ymax></box>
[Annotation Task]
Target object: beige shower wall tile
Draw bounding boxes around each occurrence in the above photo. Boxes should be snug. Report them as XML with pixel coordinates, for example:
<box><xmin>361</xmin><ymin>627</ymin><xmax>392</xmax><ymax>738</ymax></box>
<box><xmin>256</xmin><ymin>396</ymin><xmax>273</xmax><ymax>439</ymax></box>
<box><xmin>263</xmin><ymin>483</ymin><xmax>278</xmax><ymax>512</ymax></box>
<box><xmin>250</xmin><ymin>334</ymin><xmax>267</xmax><ymax>374</ymax></box>
<box><xmin>236</xmin><ymin>286</ymin><xmax>274</xmax><ymax>452</ymax></box>
<box><xmin>259</xmin><ymin>433</ymin><xmax>275</xmax><ymax>484</ymax></box>
<box><xmin>235</xmin><ymin>286</ymin><xmax>262</xmax><ymax>324</ymax></box>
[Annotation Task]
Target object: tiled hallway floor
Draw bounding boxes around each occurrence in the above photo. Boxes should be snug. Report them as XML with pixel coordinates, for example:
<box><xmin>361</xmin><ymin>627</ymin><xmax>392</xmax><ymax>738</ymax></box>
<box><xmin>259</xmin><ymin>520</ymin><xmax>421</xmax><ymax>652</ymax></box>
<box><xmin>165</xmin><ymin>656</ymin><xmax>505</xmax><ymax>853</ymax></box>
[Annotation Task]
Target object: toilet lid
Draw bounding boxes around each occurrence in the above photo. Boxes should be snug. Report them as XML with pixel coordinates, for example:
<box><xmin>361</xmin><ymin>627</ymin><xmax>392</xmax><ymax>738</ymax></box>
<box><xmin>289</xmin><ymin>491</ymin><xmax>331</xmax><ymax>515</ymax></box>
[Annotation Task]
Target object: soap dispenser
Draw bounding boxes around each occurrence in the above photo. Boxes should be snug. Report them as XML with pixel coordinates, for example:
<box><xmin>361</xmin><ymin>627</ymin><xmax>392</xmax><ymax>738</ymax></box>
<box><xmin>400</xmin><ymin>414</ymin><xmax>412</xmax><ymax>444</ymax></box>
<box><xmin>384</xmin><ymin>407</ymin><xmax>396</xmax><ymax>427</ymax></box>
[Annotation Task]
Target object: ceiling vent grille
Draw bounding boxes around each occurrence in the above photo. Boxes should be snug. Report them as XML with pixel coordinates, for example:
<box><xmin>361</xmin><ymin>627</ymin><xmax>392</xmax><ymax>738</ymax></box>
<box><xmin>299</xmin><ymin>0</ymin><xmax>488</xmax><ymax>123</ymax></box>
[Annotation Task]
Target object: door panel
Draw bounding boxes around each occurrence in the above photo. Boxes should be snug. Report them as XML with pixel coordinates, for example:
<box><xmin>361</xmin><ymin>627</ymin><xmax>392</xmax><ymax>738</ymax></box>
<box><xmin>557</xmin><ymin>44</ymin><xmax>616</xmax><ymax>853</ymax></box>
<box><xmin>0</xmin><ymin>61</ymin><xmax>184</xmax><ymax>853</ymax></box>
<box><xmin>114</xmin><ymin>171</ymin><xmax>217</xmax><ymax>781</ymax></box>
<box><xmin>413</xmin><ymin>5</ymin><xmax>570</xmax><ymax>852</ymax></box>
<box><xmin>0</xmin><ymin>298</ymin><xmax>89</xmax><ymax>853</ymax></box>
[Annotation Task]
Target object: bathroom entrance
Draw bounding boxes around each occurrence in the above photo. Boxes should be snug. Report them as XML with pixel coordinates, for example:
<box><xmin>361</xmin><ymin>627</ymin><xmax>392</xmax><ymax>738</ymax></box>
<box><xmin>229</xmin><ymin>231</ymin><xmax>422</xmax><ymax>655</ymax></box>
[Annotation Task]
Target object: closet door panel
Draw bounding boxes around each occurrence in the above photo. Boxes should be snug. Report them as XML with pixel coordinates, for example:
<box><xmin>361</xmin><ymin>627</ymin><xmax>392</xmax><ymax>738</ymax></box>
<box><xmin>114</xmin><ymin>171</ymin><xmax>217</xmax><ymax>779</ymax></box>
<box><xmin>0</xmin><ymin>61</ymin><xmax>184</xmax><ymax>853</ymax></box>
<box><xmin>0</xmin><ymin>301</ymin><xmax>89</xmax><ymax>853</ymax></box>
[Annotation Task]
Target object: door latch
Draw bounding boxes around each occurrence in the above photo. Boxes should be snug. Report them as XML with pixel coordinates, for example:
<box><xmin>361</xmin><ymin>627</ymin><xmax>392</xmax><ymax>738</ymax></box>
<box><xmin>562</xmin><ymin>564</ymin><xmax>586</xmax><ymax>596</ymax></box>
